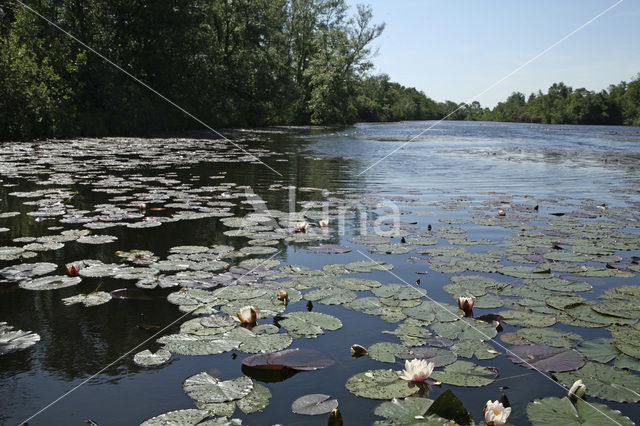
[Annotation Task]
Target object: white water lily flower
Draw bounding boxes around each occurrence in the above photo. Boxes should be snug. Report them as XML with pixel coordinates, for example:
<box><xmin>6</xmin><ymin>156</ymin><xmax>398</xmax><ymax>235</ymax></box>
<box><xmin>236</xmin><ymin>305</ymin><xmax>258</xmax><ymax>325</ymax></box>
<box><xmin>568</xmin><ymin>379</ymin><xmax>587</xmax><ymax>402</ymax></box>
<box><xmin>319</xmin><ymin>219</ymin><xmax>330</xmax><ymax>227</ymax></box>
<box><xmin>398</xmin><ymin>359</ymin><xmax>434</xmax><ymax>382</ymax></box>
<box><xmin>294</xmin><ymin>221</ymin><xmax>309</xmax><ymax>233</ymax></box>
<box><xmin>483</xmin><ymin>400</ymin><xmax>511</xmax><ymax>426</ymax></box>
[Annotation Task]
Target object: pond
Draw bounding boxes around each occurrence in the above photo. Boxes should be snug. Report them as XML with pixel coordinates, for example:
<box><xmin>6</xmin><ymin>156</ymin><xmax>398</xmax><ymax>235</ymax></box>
<box><xmin>1</xmin><ymin>121</ymin><xmax>639</xmax><ymax>425</ymax></box>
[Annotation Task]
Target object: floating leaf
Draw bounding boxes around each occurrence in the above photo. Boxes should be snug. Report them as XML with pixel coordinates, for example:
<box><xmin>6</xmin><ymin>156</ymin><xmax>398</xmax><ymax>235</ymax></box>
<box><xmin>139</xmin><ymin>409</ymin><xmax>210</xmax><ymax>426</ymax></box>
<box><xmin>0</xmin><ymin>322</ymin><xmax>40</xmax><ymax>355</ymax></box>
<box><xmin>241</xmin><ymin>348</ymin><xmax>334</xmax><ymax>371</ymax></box>
<box><xmin>516</xmin><ymin>327</ymin><xmax>582</xmax><ymax>348</ymax></box>
<box><xmin>291</xmin><ymin>394</ymin><xmax>338</xmax><ymax>415</ymax></box>
<box><xmin>368</xmin><ymin>342</ymin><xmax>406</xmax><ymax>363</ymax></box>
<box><xmin>431</xmin><ymin>318</ymin><xmax>497</xmax><ymax>341</ymax></box>
<box><xmin>451</xmin><ymin>340</ymin><xmax>498</xmax><ymax>360</ymax></box>
<box><xmin>553</xmin><ymin>362</ymin><xmax>640</xmax><ymax>402</ymax></box>
<box><xmin>398</xmin><ymin>347</ymin><xmax>458</xmax><ymax>366</ymax></box>
<box><xmin>374</xmin><ymin>397</ymin><xmax>434</xmax><ymax>424</ymax></box>
<box><xmin>236</xmin><ymin>383</ymin><xmax>272</xmax><ymax>414</ymax></box>
<box><xmin>345</xmin><ymin>369</ymin><xmax>417</xmax><ymax>399</ymax></box>
<box><xmin>183</xmin><ymin>373</ymin><xmax>253</xmax><ymax>403</ymax></box>
<box><xmin>507</xmin><ymin>344</ymin><xmax>585</xmax><ymax>372</ymax></box>
<box><xmin>280</xmin><ymin>311</ymin><xmax>342</xmax><ymax>338</ymax></box>
<box><xmin>424</xmin><ymin>389</ymin><xmax>473</xmax><ymax>425</ymax></box>
<box><xmin>226</xmin><ymin>327</ymin><xmax>292</xmax><ymax>354</ymax></box>
<box><xmin>308</xmin><ymin>244</ymin><xmax>352</xmax><ymax>254</ymax></box>
<box><xmin>158</xmin><ymin>334</ymin><xmax>240</xmax><ymax>355</ymax></box>
<box><xmin>133</xmin><ymin>349</ymin><xmax>171</xmax><ymax>367</ymax></box>
<box><xmin>526</xmin><ymin>396</ymin><xmax>634</xmax><ymax>426</ymax></box>
<box><xmin>62</xmin><ymin>291</ymin><xmax>112</xmax><ymax>307</ymax></box>
<box><xmin>430</xmin><ymin>360</ymin><xmax>497</xmax><ymax>387</ymax></box>
<box><xmin>304</xmin><ymin>287</ymin><xmax>357</xmax><ymax>305</ymax></box>
<box><xmin>20</xmin><ymin>275</ymin><xmax>82</xmax><ymax>291</ymax></box>
<box><xmin>372</xmin><ymin>284</ymin><xmax>426</xmax><ymax>300</ymax></box>
<box><xmin>577</xmin><ymin>338</ymin><xmax>618</xmax><ymax>363</ymax></box>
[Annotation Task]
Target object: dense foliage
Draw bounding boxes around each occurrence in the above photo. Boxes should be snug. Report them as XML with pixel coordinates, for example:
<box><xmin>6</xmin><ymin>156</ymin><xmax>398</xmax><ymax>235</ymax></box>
<box><xmin>0</xmin><ymin>0</ymin><xmax>384</xmax><ymax>139</ymax></box>
<box><xmin>1</xmin><ymin>1</ymin><xmax>638</xmax><ymax>140</ymax></box>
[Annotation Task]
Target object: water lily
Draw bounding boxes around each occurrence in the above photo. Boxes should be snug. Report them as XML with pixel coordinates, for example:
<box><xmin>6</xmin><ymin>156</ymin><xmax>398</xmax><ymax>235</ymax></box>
<box><xmin>294</xmin><ymin>221</ymin><xmax>308</xmax><ymax>233</ymax></box>
<box><xmin>498</xmin><ymin>209</ymin><xmax>506</xmax><ymax>216</ymax></box>
<box><xmin>138</xmin><ymin>203</ymin><xmax>147</xmax><ymax>213</ymax></box>
<box><xmin>398</xmin><ymin>359</ymin><xmax>434</xmax><ymax>382</ymax></box>
<box><xmin>277</xmin><ymin>288</ymin><xmax>288</xmax><ymax>301</ymax></box>
<box><xmin>236</xmin><ymin>305</ymin><xmax>258</xmax><ymax>325</ymax></box>
<box><xmin>66</xmin><ymin>264</ymin><xmax>80</xmax><ymax>277</ymax></box>
<box><xmin>327</xmin><ymin>408</ymin><xmax>343</xmax><ymax>426</ymax></box>
<box><xmin>350</xmin><ymin>344</ymin><xmax>368</xmax><ymax>357</ymax></box>
<box><xmin>483</xmin><ymin>400</ymin><xmax>511</xmax><ymax>426</ymax></box>
<box><xmin>457</xmin><ymin>296</ymin><xmax>474</xmax><ymax>317</ymax></box>
<box><xmin>319</xmin><ymin>219</ymin><xmax>330</xmax><ymax>227</ymax></box>
<box><xmin>568</xmin><ymin>379</ymin><xmax>587</xmax><ymax>402</ymax></box>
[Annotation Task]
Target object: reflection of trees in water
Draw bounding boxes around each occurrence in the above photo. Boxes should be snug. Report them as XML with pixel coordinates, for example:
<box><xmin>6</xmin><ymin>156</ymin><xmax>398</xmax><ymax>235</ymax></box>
<box><xmin>0</xmin><ymin>132</ymin><xmax>366</xmax><ymax>383</ymax></box>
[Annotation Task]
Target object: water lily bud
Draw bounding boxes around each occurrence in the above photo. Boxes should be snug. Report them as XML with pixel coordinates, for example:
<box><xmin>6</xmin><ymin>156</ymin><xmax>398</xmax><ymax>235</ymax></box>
<box><xmin>568</xmin><ymin>379</ymin><xmax>587</xmax><ymax>402</ymax></box>
<box><xmin>457</xmin><ymin>296</ymin><xmax>474</xmax><ymax>317</ymax></box>
<box><xmin>277</xmin><ymin>288</ymin><xmax>288</xmax><ymax>301</ymax></box>
<box><xmin>294</xmin><ymin>221</ymin><xmax>308</xmax><ymax>233</ymax></box>
<box><xmin>350</xmin><ymin>344</ymin><xmax>368</xmax><ymax>357</ymax></box>
<box><xmin>66</xmin><ymin>264</ymin><xmax>80</xmax><ymax>277</ymax></box>
<box><xmin>236</xmin><ymin>305</ymin><xmax>258</xmax><ymax>325</ymax></box>
<box><xmin>319</xmin><ymin>219</ymin><xmax>330</xmax><ymax>228</ymax></box>
<box><xmin>327</xmin><ymin>408</ymin><xmax>343</xmax><ymax>426</ymax></box>
<box><xmin>483</xmin><ymin>400</ymin><xmax>511</xmax><ymax>426</ymax></box>
<box><xmin>498</xmin><ymin>209</ymin><xmax>506</xmax><ymax>216</ymax></box>
<box><xmin>138</xmin><ymin>203</ymin><xmax>147</xmax><ymax>213</ymax></box>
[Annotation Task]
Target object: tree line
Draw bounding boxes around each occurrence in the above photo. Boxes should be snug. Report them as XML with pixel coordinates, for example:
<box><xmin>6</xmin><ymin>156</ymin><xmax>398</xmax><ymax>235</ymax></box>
<box><xmin>1</xmin><ymin>1</ymin><xmax>638</xmax><ymax>141</ymax></box>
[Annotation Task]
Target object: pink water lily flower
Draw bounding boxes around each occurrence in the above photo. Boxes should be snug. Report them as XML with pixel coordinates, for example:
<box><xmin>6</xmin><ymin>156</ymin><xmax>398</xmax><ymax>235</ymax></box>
<box><xmin>457</xmin><ymin>296</ymin><xmax>474</xmax><ymax>317</ymax></box>
<box><xmin>398</xmin><ymin>359</ymin><xmax>434</xmax><ymax>382</ymax></box>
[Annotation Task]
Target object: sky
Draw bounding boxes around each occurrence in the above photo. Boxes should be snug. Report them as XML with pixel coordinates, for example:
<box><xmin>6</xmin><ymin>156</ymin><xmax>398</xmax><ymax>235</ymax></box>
<box><xmin>345</xmin><ymin>0</ymin><xmax>640</xmax><ymax>107</ymax></box>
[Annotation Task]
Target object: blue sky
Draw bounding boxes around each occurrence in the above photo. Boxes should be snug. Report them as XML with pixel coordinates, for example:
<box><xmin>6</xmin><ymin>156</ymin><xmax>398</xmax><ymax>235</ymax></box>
<box><xmin>346</xmin><ymin>0</ymin><xmax>640</xmax><ymax>107</ymax></box>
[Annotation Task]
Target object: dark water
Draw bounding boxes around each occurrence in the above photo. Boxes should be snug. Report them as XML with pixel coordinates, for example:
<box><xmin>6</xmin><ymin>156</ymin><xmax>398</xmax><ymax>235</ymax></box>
<box><xmin>1</xmin><ymin>121</ymin><xmax>639</xmax><ymax>425</ymax></box>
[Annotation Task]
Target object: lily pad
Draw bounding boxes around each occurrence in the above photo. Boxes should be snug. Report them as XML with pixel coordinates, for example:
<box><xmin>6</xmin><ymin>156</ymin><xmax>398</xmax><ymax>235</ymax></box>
<box><xmin>133</xmin><ymin>349</ymin><xmax>171</xmax><ymax>367</ymax></box>
<box><xmin>139</xmin><ymin>409</ymin><xmax>211</xmax><ymax>426</ymax></box>
<box><xmin>398</xmin><ymin>347</ymin><xmax>458</xmax><ymax>366</ymax></box>
<box><xmin>183</xmin><ymin>373</ymin><xmax>253</xmax><ymax>403</ymax></box>
<box><xmin>430</xmin><ymin>360</ymin><xmax>497</xmax><ymax>387</ymax></box>
<box><xmin>577</xmin><ymin>338</ymin><xmax>618</xmax><ymax>363</ymax></box>
<box><xmin>500</xmin><ymin>310</ymin><xmax>556</xmax><ymax>328</ymax></box>
<box><xmin>374</xmin><ymin>397</ymin><xmax>434</xmax><ymax>424</ymax></box>
<box><xmin>280</xmin><ymin>311</ymin><xmax>342</xmax><ymax>338</ymax></box>
<box><xmin>0</xmin><ymin>322</ymin><xmax>40</xmax><ymax>355</ymax></box>
<box><xmin>236</xmin><ymin>383</ymin><xmax>272</xmax><ymax>414</ymax></box>
<box><xmin>241</xmin><ymin>348</ymin><xmax>334</xmax><ymax>371</ymax></box>
<box><xmin>507</xmin><ymin>344</ymin><xmax>585</xmax><ymax>372</ymax></box>
<box><xmin>451</xmin><ymin>340</ymin><xmax>498</xmax><ymax>360</ymax></box>
<box><xmin>368</xmin><ymin>342</ymin><xmax>406</xmax><ymax>363</ymax></box>
<box><xmin>527</xmin><ymin>396</ymin><xmax>634</xmax><ymax>426</ymax></box>
<box><xmin>308</xmin><ymin>244</ymin><xmax>352</xmax><ymax>254</ymax></box>
<box><xmin>431</xmin><ymin>318</ymin><xmax>497</xmax><ymax>341</ymax></box>
<box><xmin>553</xmin><ymin>362</ymin><xmax>640</xmax><ymax>402</ymax></box>
<box><xmin>158</xmin><ymin>334</ymin><xmax>240</xmax><ymax>355</ymax></box>
<box><xmin>345</xmin><ymin>369</ymin><xmax>418</xmax><ymax>399</ymax></box>
<box><xmin>304</xmin><ymin>288</ymin><xmax>357</xmax><ymax>305</ymax></box>
<box><xmin>20</xmin><ymin>275</ymin><xmax>82</xmax><ymax>291</ymax></box>
<box><xmin>291</xmin><ymin>394</ymin><xmax>338</xmax><ymax>415</ymax></box>
<box><xmin>62</xmin><ymin>291</ymin><xmax>112</xmax><ymax>307</ymax></box>
<box><xmin>516</xmin><ymin>327</ymin><xmax>582</xmax><ymax>348</ymax></box>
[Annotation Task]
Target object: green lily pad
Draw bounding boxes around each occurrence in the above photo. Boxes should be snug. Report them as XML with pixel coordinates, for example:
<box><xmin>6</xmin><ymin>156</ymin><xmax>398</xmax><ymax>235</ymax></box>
<box><xmin>614</xmin><ymin>341</ymin><xmax>640</xmax><ymax>360</ymax></box>
<box><xmin>133</xmin><ymin>349</ymin><xmax>171</xmax><ymax>367</ymax></box>
<box><xmin>20</xmin><ymin>275</ymin><xmax>82</xmax><ymax>291</ymax></box>
<box><xmin>158</xmin><ymin>334</ymin><xmax>240</xmax><ymax>355</ymax></box>
<box><xmin>280</xmin><ymin>312</ymin><xmax>342</xmax><ymax>338</ymax></box>
<box><xmin>431</xmin><ymin>318</ymin><xmax>497</xmax><ymax>341</ymax></box>
<box><xmin>226</xmin><ymin>327</ymin><xmax>292</xmax><ymax>354</ymax></box>
<box><xmin>304</xmin><ymin>288</ymin><xmax>357</xmax><ymax>305</ymax></box>
<box><xmin>374</xmin><ymin>397</ymin><xmax>434</xmax><ymax>424</ymax></box>
<box><xmin>591</xmin><ymin>301</ymin><xmax>640</xmax><ymax>320</ymax></box>
<box><xmin>382</xmin><ymin>323</ymin><xmax>431</xmax><ymax>346</ymax></box>
<box><xmin>403</xmin><ymin>301</ymin><xmax>461</xmax><ymax>323</ymax></box>
<box><xmin>183</xmin><ymin>373</ymin><xmax>253</xmax><ymax>403</ymax></box>
<box><xmin>566</xmin><ymin>304</ymin><xmax>636</xmax><ymax>326</ymax></box>
<box><xmin>372</xmin><ymin>284</ymin><xmax>426</xmax><ymax>300</ymax></box>
<box><xmin>531</xmin><ymin>278</ymin><xmax>592</xmax><ymax>292</ymax></box>
<box><xmin>345</xmin><ymin>369</ymin><xmax>417</xmax><ymax>400</ymax></box>
<box><xmin>577</xmin><ymin>338</ymin><xmax>618</xmax><ymax>363</ymax></box>
<box><xmin>368</xmin><ymin>342</ymin><xmax>406</xmax><ymax>363</ymax></box>
<box><xmin>236</xmin><ymin>383</ymin><xmax>272</xmax><ymax>414</ymax></box>
<box><xmin>545</xmin><ymin>295</ymin><xmax>587</xmax><ymax>310</ymax></box>
<box><xmin>451</xmin><ymin>340</ymin><xmax>498</xmax><ymax>360</ymax></box>
<box><xmin>430</xmin><ymin>360</ymin><xmax>497</xmax><ymax>387</ymax></box>
<box><xmin>424</xmin><ymin>389</ymin><xmax>473</xmax><ymax>425</ymax></box>
<box><xmin>500</xmin><ymin>310</ymin><xmax>556</xmax><ymax>328</ymax></box>
<box><xmin>0</xmin><ymin>322</ymin><xmax>40</xmax><ymax>355</ymax></box>
<box><xmin>554</xmin><ymin>362</ymin><xmax>640</xmax><ymax>402</ymax></box>
<box><xmin>398</xmin><ymin>347</ymin><xmax>458</xmax><ymax>367</ymax></box>
<box><xmin>62</xmin><ymin>291</ymin><xmax>112</xmax><ymax>307</ymax></box>
<box><xmin>516</xmin><ymin>327</ymin><xmax>582</xmax><ymax>348</ymax></box>
<box><xmin>527</xmin><ymin>396</ymin><xmax>634</xmax><ymax>426</ymax></box>
<box><xmin>139</xmin><ymin>409</ymin><xmax>211</xmax><ymax>426</ymax></box>
<box><xmin>291</xmin><ymin>394</ymin><xmax>338</xmax><ymax>415</ymax></box>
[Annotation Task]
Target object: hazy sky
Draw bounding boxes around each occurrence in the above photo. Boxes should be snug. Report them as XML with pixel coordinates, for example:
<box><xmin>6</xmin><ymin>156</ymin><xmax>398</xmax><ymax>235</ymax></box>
<box><xmin>346</xmin><ymin>0</ymin><xmax>640</xmax><ymax>107</ymax></box>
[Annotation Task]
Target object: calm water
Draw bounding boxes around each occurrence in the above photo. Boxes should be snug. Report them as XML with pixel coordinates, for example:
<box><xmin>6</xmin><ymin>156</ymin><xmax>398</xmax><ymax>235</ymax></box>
<box><xmin>1</xmin><ymin>121</ymin><xmax>639</xmax><ymax>425</ymax></box>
